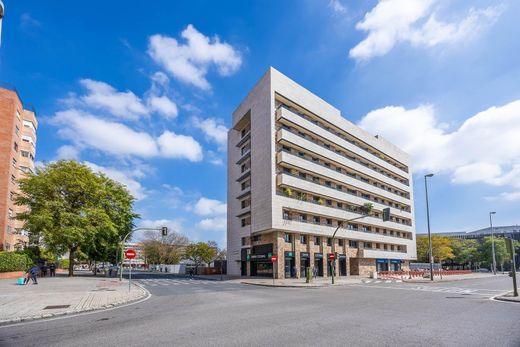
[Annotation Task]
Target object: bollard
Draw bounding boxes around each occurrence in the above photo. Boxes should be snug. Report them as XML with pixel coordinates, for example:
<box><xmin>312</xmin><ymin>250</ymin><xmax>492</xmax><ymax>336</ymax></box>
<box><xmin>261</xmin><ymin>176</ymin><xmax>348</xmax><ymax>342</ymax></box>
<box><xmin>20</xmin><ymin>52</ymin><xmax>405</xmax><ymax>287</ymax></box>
<box><xmin>306</xmin><ymin>267</ymin><xmax>312</xmax><ymax>283</ymax></box>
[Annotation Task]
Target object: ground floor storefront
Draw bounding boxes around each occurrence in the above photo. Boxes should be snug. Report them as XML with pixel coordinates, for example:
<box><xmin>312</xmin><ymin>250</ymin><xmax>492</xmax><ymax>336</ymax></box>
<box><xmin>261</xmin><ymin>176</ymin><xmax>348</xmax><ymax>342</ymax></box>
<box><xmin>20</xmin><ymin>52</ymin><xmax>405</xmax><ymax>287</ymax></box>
<box><xmin>238</xmin><ymin>238</ymin><xmax>409</xmax><ymax>279</ymax></box>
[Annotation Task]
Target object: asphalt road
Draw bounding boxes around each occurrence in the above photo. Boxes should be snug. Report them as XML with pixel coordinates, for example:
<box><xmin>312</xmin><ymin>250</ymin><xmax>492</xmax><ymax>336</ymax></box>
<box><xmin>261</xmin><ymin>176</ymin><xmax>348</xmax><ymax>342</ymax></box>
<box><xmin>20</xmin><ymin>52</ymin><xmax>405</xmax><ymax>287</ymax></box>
<box><xmin>1</xmin><ymin>274</ymin><xmax>518</xmax><ymax>347</ymax></box>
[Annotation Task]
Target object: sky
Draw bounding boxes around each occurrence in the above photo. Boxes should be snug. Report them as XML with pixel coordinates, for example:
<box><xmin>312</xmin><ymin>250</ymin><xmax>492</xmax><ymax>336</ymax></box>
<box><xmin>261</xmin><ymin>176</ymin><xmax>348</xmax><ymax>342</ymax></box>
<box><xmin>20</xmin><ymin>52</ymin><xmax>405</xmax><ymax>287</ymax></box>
<box><xmin>1</xmin><ymin>0</ymin><xmax>519</xmax><ymax>246</ymax></box>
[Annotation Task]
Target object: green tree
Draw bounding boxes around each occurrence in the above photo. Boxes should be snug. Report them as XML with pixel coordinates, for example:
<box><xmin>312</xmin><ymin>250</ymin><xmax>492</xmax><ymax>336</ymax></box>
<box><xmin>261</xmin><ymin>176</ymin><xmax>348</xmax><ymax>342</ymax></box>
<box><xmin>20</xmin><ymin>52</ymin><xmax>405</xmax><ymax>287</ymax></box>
<box><xmin>416</xmin><ymin>235</ymin><xmax>454</xmax><ymax>264</ymax></box>
<box><xmin>15</xmin><ymin>160</ymin><xmax>138</xmax><ymax>276</ymax></box>
<box><xmin>480</xmin><ymin>236</ymin><xmax>510</xmax><ymax>271</ymax></box>
<box><xmin>184</xmin><ymin>242</ymin><xmax>217</xmax><ymax>274</ymax></box>
<box><xmin>451</xmin><ymin>239</ymin><xmax>481</xmax><ymax>269</ymax></box>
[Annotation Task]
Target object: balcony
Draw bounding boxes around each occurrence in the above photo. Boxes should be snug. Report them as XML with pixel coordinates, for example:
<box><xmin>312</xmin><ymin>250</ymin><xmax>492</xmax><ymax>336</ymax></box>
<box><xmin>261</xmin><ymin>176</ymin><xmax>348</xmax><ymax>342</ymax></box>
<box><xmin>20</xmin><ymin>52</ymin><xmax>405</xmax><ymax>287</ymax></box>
<box><xmin>277</xmin><ymin>150</ymin><xmax>411</xmax><ymax>207</ymax></box>
<box><xmin>277</xmin><ymin>106</ymin><xmax>409</xmax><ymax>176</ymax></box>
<box><xmin>276</xmin><ymin>128</ymin><xmax>410</xmax><ymax>191</ymax></box>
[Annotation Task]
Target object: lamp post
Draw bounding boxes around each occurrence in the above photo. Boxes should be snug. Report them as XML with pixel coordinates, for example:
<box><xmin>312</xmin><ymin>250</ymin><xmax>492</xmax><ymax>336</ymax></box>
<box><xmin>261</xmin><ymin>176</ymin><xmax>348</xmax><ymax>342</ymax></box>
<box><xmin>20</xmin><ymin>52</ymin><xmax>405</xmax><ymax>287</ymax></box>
<box><xmin>424</xmin><ymin>173</ymin><xmax>434</xmax><ymax>281</ymax></box>
<box><xmin>489</xmin><ymin>212</ymin><xmax>497</xmax><ymax>275</ymax></box>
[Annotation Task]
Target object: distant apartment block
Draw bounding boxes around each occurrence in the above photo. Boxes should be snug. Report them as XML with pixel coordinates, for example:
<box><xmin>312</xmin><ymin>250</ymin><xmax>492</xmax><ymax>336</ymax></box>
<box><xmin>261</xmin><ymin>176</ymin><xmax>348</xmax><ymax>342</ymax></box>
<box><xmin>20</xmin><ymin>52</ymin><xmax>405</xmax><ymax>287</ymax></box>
<box><xmin>227</xmin><ymin>68</ymin><xmax>416</xmax><ymax>278</ymax></box>
<box><xmin>0</xmin><ymin>86</ymin><xmax>38</xmax><ymax>251</ymax></box>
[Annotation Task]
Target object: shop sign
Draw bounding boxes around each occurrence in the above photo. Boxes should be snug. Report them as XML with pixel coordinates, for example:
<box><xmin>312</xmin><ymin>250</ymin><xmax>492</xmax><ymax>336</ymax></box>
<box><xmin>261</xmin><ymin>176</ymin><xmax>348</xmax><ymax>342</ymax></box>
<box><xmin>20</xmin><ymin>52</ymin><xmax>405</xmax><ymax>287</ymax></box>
<box><xmin>338</xmin><ymin>254</ymin><xmax>347</xmax><ymax>260</ymax></box>
<box><xmin>250</xmin><ymin>254</ymin><xmax>267</xmax><ymax>260</ymax></box>
<box><xmin>390</xmin><ymin>259</ymin><xmax>401</xmax><ymax>264</ymax></box>
<box><xmin>284</xmin><ymin>251</ymin><xmax>294</xmax><ymax>258</ymax></box>
<box><xmin>376</xmin><ymin>259</ymin><xmax>388</xmax><ymax>264</ymax></box>
<box><xmin>314</xmin><ymin>253</ymin><xmax>323</xmax><ymax>259</ymax></box>
<box><xmin>300</xmin><ymin>252</ymin><xmax>310</xmax><ymax>259</ymax></box>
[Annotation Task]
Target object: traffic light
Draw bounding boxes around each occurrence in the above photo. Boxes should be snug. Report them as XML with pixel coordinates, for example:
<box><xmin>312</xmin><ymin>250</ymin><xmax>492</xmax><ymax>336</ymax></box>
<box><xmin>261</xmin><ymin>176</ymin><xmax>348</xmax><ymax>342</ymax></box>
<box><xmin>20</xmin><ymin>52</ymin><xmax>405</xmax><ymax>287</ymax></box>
<box><xmin>382</xmin><ymin>208</ymin><xmax>390</xmax><ymax>222</ymax></box>
<box><xmin>161</xmin><ymin>227</ymin><xmax>168</xmax><ymax>236</ymax></box>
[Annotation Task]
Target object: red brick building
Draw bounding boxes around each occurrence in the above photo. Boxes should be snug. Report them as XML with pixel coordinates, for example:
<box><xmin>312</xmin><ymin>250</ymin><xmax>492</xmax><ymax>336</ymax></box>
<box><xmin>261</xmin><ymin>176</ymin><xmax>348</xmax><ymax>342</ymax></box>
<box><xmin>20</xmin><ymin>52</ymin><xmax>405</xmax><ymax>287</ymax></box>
<box><xmin>0</xmin><ymin>86</ymin><xmax>38</xmax><ymax>251</ymax></box>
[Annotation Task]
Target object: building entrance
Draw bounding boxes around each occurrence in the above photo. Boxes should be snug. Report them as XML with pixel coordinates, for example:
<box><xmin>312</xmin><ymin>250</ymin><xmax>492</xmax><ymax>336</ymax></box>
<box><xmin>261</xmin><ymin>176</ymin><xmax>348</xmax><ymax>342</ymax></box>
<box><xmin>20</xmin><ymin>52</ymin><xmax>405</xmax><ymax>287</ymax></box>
<box><xmin>251</xmin><ymin>261</ymin><xmax>273</xmax><ymax>277</ymax></box>
<box><xmin>376</xmin><ymin>259</ymin><xmax>389</xmax><ymax>272</ymax></box>
<box><xmin>284</xmin><ymin>251</ymin><xmax>296</xmax><ymax>278</ymax></box>
<box><xmin>300</xmin><ymin>252</ymin><xmax>310</xmax><ymax>278</ymax></box>
<box><xmin>314</xmin><ymin>253</ymin><xmax>324</xmax><ymax>277</ymax></box>
<box><xmin>339</xmin><ymin>255</ymin><xmax>347</xmax><ymax>276</ymax></box>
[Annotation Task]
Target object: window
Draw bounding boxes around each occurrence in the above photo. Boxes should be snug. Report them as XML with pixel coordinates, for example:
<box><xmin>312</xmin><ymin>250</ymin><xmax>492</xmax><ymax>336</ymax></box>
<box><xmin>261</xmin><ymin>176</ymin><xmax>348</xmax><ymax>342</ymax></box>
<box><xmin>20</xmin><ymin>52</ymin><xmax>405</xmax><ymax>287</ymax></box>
<box><xmin>283</xmin><ymin>210</ymin><xmax>290</xmax><ymax>220</ymax></box>
<box><xmin>312</xmin><ymin>176</ymin><xmax>320</xmax><ymax>183</ymax></box>
<box><xmin>313</xmin><ymin>216</ymin><xmax>320</xmax><ymax>224</ymax></box>
<box><xmin>325</xmin><ymin>199</ymin><xmax>332</xmax><ymax>206</ymax></box>
<box><xmin>252</xmin><ymin>235</ymin><xmax>261</xmax><ymax>242</ymax></box>
<box><xmin>241</xmin><ymin>199</ymin><xmax>250</xmax><ymax>209</ymax></box>
<box><xmin>15</xmin><ymin>125</ymin><xmax>19</xmax><ymax>136</ymax></box>
<box><xmin>324</xmin><ymin>162</ymin><xmax>331</xmax><ymax>168</ymax></box>
<box><xmin>241</xmin><ymin>163</ymin><xmax>249</xmax><ymax>172</ymax></box>
<box><xmin>327</xmin><ymin>238</ymin><xmax>332</xmax><ymax>246</ymax></box>
<box><xmin>10</xmin><ymin>192</ymin><xmax>14</xmax><ymax>201</ymax></box>
<box><xmin>241</xmin><ymin>217</ymin><xmax>251</xmax><ymax>227</ymax></box>
<box><xmin>16</xmin><ymin>110</ymin><xmax>21</xmax><ymax>120</ymax></box>
<box><xmin>364</xmin><ymin>242</ymin><xmax>372</xmax><ymax>249</ymax></box>
<box><xmin>11</xmin><ymin>175</ymin><xmax>16</xmax><ymax>184</ymax></box>
<box><xmin>338</xmin><ymin>239</ymin><xmax>344</xmax><ymax>247</ymax></box>
<box><xmin>14</xmin><ymin>142</ymin><xmax>18</xmax><ymax>152</ymax></box>
<box><xmin>300</xmin><ymin>235</ymin><xmax>307</xmax><ymax>244</ymax></box>
<box><xmin>241</xmin><ymin>180</ymin><xmax>250</xmax><ymax>190</ymax></box>
<box><xmin>241</xmin><ymin>237</ymin><xmax>246</xmax><ymax>246</ymax></box>
<box><xmin>299</xmin><ymin>214</ymin><xmax>307</xmax><ymax>222</ymax></box>
<box><xmin>312</xmin><ymin>157</ymin><xmax>319</xmax><ymax>163</ymax></box>
<box><xmin>325</xmin><ymin>181</ymin><xmax>332</xmax><ymax>187</ymax></box>
<box><xmin>12</xmin><ymin>158</ymin><xmax>17</xmax><ymax>168</ymax></box>
<box><xmin>299</xmin><ymin>172</ymin><xmax>306</xmax><ymax>179</ymax></box>
<box><xmin>326</xmin><ymin>219</ymin><xmax>332</xmax><ymax>226</ymax></box>
<box><xmin>337</xmin><ymin>202</ymin><xmax>343</xmax><ymax>209</ymax></box>
<box><xmin>349</xmin><ymin>240</ymin><xmax>358</xmax><ymax>248</ymax></box>
<box><xmin>284</xmin><ymin>233</ymin><xmax>292</xmax><ymax>243</ymax></box>
<box><xmin>298</xmin><ymin>151</ymin><xmax>305</xmax><ymax>157</ymax></box>
<box><xmin>314</xmin><ymin>236</ymin><xmax>321</xmax><ymax>245</ymax></box>
<box><xmin>8</xmin><ymin>209</ymin><xmax>13</xmax><ymax>218</ymax></box>
<box><xmin>282</xmin><ymin>145</ymin><xmax>291</xmax><ymax>152</ymax></box>
<box><xmin>21</xmin><ymin>150</ymin><xmax>29</xmax><ymax>158</ymax></box>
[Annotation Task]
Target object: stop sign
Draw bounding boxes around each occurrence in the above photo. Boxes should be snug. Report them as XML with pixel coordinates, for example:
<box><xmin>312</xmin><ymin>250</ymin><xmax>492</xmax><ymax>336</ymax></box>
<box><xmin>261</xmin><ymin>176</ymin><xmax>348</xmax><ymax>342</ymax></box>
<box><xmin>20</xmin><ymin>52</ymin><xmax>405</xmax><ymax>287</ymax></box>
<box><xmin>125</xmin><ymin>249</ymin><xmax>136</xmax><ymax>259</ymax></box>
<box><xmin>271</xmin><ymin>255</ymin><xmax>278</xmax><ymax>263</ymax></box>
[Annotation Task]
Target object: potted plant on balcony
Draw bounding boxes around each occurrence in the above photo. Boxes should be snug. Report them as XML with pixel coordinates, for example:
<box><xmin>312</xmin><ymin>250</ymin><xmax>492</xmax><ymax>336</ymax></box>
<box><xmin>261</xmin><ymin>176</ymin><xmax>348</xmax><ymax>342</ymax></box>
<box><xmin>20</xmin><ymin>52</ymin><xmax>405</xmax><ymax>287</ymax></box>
<box><xmin>283</xmin><ymin>187</ymin><xmax>293</xmax><ymax>197</ymax></box>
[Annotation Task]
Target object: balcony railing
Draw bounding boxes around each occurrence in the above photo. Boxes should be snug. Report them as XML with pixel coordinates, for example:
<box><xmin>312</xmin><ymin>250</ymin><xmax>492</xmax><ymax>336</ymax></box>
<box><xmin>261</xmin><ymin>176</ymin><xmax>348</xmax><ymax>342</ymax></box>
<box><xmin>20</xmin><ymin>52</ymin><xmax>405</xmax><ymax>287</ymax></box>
<box><xmin>277</xmin><ymin>105</ymin><xmax>409</xmax><ymax>174</ymax></box>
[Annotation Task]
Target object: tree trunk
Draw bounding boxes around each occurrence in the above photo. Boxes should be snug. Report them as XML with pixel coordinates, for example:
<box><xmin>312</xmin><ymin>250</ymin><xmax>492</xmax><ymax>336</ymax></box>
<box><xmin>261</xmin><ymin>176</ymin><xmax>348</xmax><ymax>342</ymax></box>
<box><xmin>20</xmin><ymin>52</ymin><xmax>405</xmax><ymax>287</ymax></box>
<box><xmin>69</xmin><ymin>248</ymin><xmax>75</xmax><ymax>277</ymax></box>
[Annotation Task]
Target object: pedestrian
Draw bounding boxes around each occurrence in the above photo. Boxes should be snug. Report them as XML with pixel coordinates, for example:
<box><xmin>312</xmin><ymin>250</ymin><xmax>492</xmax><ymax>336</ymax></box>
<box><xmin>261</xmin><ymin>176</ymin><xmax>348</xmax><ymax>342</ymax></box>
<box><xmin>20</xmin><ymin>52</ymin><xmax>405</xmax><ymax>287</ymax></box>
<box><xmin>49</xmin><ymin>263</ymin><xmax>56</xmax><ymax>277</ymax></box>
<box><xmin>25</xmin><ymin>264</ymin><xmax>39</xmax><ymax>285</ymax></box>
<box><xmin>41</xmin><ymin>264</ymin><xmax>48</xmax><ymax>277</ymax></box>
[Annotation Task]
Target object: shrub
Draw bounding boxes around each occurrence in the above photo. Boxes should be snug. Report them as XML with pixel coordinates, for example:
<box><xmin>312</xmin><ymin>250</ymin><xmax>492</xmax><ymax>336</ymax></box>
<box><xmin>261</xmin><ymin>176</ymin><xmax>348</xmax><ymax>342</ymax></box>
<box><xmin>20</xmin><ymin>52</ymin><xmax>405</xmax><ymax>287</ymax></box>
<box><xmin>0</xmin><ymin>252</ymin><xmax>32</xmax><ymax>272</ymax></box>
<box><xmin>59</xmin><ymin>259</ymin><xmax>70</xmax><ymax>269</ymax></box>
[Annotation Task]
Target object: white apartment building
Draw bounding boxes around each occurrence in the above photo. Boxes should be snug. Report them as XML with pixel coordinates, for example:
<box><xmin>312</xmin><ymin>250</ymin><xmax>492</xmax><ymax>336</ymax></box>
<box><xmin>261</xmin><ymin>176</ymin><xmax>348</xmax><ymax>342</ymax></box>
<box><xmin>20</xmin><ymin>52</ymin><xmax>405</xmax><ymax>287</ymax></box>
<box><xmin>227</xmin><ymin>68</ymin><xmax>416</xmax><ymax>279</ymax></box>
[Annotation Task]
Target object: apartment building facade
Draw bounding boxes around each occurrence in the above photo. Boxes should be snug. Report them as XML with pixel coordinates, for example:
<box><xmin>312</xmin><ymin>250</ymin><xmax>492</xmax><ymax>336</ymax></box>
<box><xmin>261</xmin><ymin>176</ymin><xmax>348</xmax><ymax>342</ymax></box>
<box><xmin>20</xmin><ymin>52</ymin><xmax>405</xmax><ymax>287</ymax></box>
<box><xmin>0</xmin><ymin>86</ymin><xmax>38</xmax><ymax>251</ymax></box>
<box><xmin>227</xmin><ymin>68</ymin><xmax>416</xmax><ymax>278</ymax></box>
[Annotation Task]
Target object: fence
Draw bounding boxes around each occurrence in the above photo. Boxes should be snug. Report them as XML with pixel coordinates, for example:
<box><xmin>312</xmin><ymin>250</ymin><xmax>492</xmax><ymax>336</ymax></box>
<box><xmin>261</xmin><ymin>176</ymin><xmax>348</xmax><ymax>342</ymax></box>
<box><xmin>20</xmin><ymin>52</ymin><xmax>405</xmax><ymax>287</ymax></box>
<box><xmin>378</xmin><ymin>270</ymin><xmax>472</xmax><ymax>280</ymax></box>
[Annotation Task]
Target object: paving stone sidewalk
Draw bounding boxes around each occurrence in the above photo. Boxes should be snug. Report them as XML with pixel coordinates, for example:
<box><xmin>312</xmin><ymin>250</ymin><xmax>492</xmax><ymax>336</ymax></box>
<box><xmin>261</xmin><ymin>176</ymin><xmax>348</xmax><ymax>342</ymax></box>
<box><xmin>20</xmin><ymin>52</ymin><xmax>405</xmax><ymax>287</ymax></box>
<box><xmin>0</xmin><ymin>275</ymin><xmax>147</xmax><ymax>325</ymax></box>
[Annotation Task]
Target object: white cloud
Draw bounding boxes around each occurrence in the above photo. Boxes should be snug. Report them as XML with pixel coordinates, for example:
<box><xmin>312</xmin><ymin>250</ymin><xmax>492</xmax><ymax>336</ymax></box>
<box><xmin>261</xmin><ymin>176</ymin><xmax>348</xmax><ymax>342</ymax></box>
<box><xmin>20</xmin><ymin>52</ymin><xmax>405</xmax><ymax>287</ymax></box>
<box><xmin>329</xmin><ymin>0</ymin><xmax>347</xmax><ymax>14</ymax></box>
<box><xmin>486</xmin><ymin>191</ymin><xmax>520</xmax><ymax>202</ymax></box>
<box><xmin>357</xmin><ymin>99</ymin><xmax>520</xmax><ymax>200</ymax></box>
<box><xmin>85</xmin><ymin>161</ymin><xmax>147</xmax><ymax>200</ymax></box>
<box><xmin>192</xmin><ymin>117</ymin><xmax>228</xmax><ymax>148</ymax></box>
<box><xmin>148</xmin><ymin>24</ymin><xmax>242</xmax><ymax>90</ymax></box>
<box><xmin>52</xmin><ymin>109</ymin><xmax>203</xmax><ymax>161</ymax></box>
<box><xmin>56</xmin><ymin>145</ymin><xmax>80</xmax><ymax>160</ymax></box>
<box><xmin>193</xmin><ymin>197</ymin><xmax>227</xmax><ymax>216</ymax></box>
<box><xmin>197</xmin><ymin>217</ymin><xmax>227</xmax><ymax>232</ymax></box>
<box><xmin>147</xmin><ymin>95</ymin><xmax>178</xmax><ymax>119</ymax></box>
<box><xmin>349</xmin><ymin>0</ymin><xmax>502</xmax><ymax>61</ymax></box>
<box><xmin>157</xmin><ymin>131</ymin><xmax>203</xmax><ymax>162</ymax></box>
<box><xmin>79</xmin><ymin>79</ymin><xmax>149</xmax><ymax>120</ymax></box>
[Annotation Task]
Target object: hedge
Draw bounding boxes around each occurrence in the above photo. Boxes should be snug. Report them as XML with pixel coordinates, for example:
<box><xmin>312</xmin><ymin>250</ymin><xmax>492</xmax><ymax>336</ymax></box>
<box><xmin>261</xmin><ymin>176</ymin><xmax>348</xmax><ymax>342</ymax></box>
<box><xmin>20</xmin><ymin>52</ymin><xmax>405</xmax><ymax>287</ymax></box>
<box><xmin>0</xmin><ymin>252</ymin><xmax>32</xmax><ymax>272</ymax></box>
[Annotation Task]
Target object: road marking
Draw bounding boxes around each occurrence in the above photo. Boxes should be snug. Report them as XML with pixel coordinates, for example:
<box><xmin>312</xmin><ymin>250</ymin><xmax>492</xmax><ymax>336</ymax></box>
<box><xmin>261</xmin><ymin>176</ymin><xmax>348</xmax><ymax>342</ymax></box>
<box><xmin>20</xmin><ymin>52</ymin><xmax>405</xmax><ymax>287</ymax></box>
<box><xmin>352</xmin><ymin>283</ymin><xmax>503</xmax><ymax>297</ymax></box>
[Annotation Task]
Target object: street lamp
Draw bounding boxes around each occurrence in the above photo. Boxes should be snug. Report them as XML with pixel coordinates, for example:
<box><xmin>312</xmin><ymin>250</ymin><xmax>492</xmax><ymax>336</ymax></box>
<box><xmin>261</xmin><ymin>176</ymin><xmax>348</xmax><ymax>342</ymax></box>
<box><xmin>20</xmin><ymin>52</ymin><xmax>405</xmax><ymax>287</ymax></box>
<box><xmin>489</xmin><ymin>212</ymin><xmax>497</xmax><ymax>275</ymax></box>
<box><xmin>424</xmin><ymin>173</ymin><xmax>434</xmax><ymax>281</ymax></box>
<box><xmin>331</xmin><ymin>216</ymin><xmax>366</xmax><ymax>285</ymax></box>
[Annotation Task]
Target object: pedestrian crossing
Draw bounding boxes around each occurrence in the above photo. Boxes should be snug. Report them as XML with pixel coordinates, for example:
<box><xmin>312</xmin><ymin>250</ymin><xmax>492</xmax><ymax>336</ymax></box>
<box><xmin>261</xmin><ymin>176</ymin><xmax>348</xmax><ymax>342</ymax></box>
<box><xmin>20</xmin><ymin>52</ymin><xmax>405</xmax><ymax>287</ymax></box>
<box><xmin>137</xmin><ymin>278</ymin><xmax>224</xmax><ymax>287</ymax></box>
<box><xmin>355</xmin><ymin>281</ymin><xmax>505</xmax><ymax>297</ymax></box>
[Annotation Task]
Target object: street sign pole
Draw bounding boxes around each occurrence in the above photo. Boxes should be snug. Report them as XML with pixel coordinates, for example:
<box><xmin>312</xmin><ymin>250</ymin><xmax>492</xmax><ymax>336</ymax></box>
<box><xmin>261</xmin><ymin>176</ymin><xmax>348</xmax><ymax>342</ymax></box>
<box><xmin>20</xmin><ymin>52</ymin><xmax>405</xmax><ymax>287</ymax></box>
<box><xmin>129</xmin><ymin>258</ymin><xmax>132</xmax><ymax>292</ymax></box>
<box><xmin>271</xmin><ymin>255</ymin><xmax>277</xmax><ymax>285</ymax></box>
<box><xmin>505</xmin><ymin>238</ymin><xmax>518</xmax><ymax>297</ymax></box>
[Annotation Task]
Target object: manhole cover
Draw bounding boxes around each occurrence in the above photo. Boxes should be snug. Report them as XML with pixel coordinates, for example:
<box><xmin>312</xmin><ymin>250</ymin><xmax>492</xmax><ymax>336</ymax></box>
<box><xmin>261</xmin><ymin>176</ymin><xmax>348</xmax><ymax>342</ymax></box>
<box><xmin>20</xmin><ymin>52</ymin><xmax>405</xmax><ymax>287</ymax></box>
<box><xmin>44</xmin><ymin>305</ymin><xmax>70</xmax><ymax>309</ymax></box>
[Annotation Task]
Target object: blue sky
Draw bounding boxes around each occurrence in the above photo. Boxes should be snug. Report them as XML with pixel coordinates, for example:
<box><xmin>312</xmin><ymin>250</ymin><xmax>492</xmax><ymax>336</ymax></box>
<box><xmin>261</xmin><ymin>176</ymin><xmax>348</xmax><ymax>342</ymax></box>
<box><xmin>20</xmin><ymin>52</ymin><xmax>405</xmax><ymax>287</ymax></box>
<box><xmin>2</xmin><ymin>0</ymin><xmax>520</xmax><ymax>246</ymax></box>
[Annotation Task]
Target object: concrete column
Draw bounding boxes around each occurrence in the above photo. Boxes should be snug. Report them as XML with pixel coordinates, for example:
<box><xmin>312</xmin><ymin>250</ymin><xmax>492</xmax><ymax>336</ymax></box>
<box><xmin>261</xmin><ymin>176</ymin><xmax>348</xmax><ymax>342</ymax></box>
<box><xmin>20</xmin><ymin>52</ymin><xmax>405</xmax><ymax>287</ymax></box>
<box><xmin>294</xmin><ymin>233</ymin><xmax>300</xmax><ymax>279</ymax></box>
<box><xmin>275</xmin><ymin>231</ymin><xmax>284</xmax><ymax>279</ymax></box>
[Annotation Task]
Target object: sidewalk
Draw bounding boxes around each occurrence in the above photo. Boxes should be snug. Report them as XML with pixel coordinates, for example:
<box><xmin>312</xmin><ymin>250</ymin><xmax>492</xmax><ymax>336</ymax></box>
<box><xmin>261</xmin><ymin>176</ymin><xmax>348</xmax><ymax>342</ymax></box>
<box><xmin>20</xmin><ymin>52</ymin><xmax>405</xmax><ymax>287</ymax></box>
<box><xmin>494</xmin><ymin>291</ymin><xmax>520</xmax><ymax>303</ymax></box>
<box><xmin>0</xmin><ymin>275</ymin><xmax>148</xmax><ymax>326</ymax></box>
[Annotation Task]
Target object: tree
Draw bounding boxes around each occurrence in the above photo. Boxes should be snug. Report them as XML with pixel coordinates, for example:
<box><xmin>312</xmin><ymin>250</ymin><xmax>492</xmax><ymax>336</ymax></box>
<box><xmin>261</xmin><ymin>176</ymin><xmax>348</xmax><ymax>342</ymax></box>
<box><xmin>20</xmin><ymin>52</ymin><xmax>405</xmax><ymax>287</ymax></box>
<box><xmin>184</xmin><ymin>242</ymin><xmax>217</xmax><ymax>274</ymax></box>
<box><xmin>360</xmin><ymin>203</ymin><xmax>373</xmax><ymax>215</ymax></box>
<box><xmin>480</xmin><ymin>236</ymin><xmax>509</xmax><ymax>271</ymax></box>
<box><xmin>416</xmin><ymin>235</ymin><xmax>454</xmax><ymax>264</ymax></box>
<box><xmin>450</xmin><ymin>239</ymin><xmax>480</xmax><ymax>269</ymax></box>
<box><xmin>141</xmin><ymin>229</ymin><xmax>189</xmax><ymax>265</ymax></box>
<box><xmin>15</xmin><ymin>160</ymin><xmax>138</xmax><ymax>276</ymax></box>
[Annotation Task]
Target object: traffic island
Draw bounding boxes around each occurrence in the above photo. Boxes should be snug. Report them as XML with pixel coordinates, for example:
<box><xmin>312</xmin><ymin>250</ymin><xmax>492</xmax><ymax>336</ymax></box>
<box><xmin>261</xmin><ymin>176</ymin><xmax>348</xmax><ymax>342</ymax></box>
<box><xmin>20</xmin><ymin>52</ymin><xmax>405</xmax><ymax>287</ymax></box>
<box><xmin>493</xmin><ymin>291</ymin><xmax>520</xmax><ymax>303</ymax></box>
<box><xmin>0</xmin><ymin>276</ymin><xmax>148</xmax><ymax>326</ymax></box>
<box><xmin>240</xmin><ymin>276</ymin><xmax>365</xmax><ymax>288</ymax></box>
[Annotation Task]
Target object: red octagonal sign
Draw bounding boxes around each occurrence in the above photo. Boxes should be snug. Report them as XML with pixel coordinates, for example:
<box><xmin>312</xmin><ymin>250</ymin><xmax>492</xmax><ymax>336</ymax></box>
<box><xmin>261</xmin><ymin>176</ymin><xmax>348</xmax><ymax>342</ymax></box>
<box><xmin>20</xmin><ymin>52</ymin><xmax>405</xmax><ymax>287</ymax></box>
<box><xmin>125</xmin><ymin>249</ymin><xmax>136</xmax><ymax>259</ymax></box>
<box><xmin>271</xmin><ymin>255</ymin><xmax>277</xmax><ymax>263</ymax></box>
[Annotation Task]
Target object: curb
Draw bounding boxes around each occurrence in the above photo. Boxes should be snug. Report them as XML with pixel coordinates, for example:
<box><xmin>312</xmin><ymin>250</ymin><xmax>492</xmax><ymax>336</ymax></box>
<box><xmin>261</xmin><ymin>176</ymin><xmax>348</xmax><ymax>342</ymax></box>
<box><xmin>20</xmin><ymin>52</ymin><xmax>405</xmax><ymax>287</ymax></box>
<box><xmin>490</xmin><ymin>291</ymin><xmax>520</xmax><ymax>304</ymax></box>
<box><xmin>402</xmin><ymin>276</ymin><xmax>500</xmax><ymax>283</ymax></box>
<box><xmin>0</xmin><ymin>282</ymin><xmax>150</xmax><ymax>327</ymax></box>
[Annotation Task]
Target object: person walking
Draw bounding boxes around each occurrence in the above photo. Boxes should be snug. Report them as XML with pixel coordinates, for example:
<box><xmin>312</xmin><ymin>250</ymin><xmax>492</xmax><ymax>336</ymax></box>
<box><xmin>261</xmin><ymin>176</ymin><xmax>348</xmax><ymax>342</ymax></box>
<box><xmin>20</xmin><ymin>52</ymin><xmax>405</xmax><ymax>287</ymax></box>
<box><xmin>41</xmin><ymin>264</ymin><xmax>48</xmax><ymax>277</ymax></box>
<box><xmin>49</xmin><ymin>263</ymin><xmax>56</xmax><ymax>277</ymax></box>
<box><xmin>25</xmin><ymin>264</ymin><xmax>39</xmax><ymax>285</ymax></box>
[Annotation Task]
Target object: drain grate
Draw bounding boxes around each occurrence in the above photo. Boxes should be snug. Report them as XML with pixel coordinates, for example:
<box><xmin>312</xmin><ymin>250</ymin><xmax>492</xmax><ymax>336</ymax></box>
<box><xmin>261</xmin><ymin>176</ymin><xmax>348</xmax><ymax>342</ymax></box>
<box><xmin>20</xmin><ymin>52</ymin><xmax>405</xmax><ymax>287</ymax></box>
<box><xmin>43</xmin><ymin>305</ymin><xmax>70</xmax><ymax>310</ymax></box>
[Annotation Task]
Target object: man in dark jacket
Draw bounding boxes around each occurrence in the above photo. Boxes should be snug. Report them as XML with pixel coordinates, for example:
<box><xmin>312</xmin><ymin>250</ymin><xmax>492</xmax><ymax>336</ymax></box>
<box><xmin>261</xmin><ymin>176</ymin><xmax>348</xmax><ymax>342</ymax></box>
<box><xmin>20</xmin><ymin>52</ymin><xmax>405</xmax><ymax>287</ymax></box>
<box><xmin>49</xmin><ymin>263</ymin><xmax>56</xmax><ymax>277</ymax></box>
<box><xmin>25</xmin><ymin>264</ymin><xmax>39</xmax><ymax>285</ymax></box>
